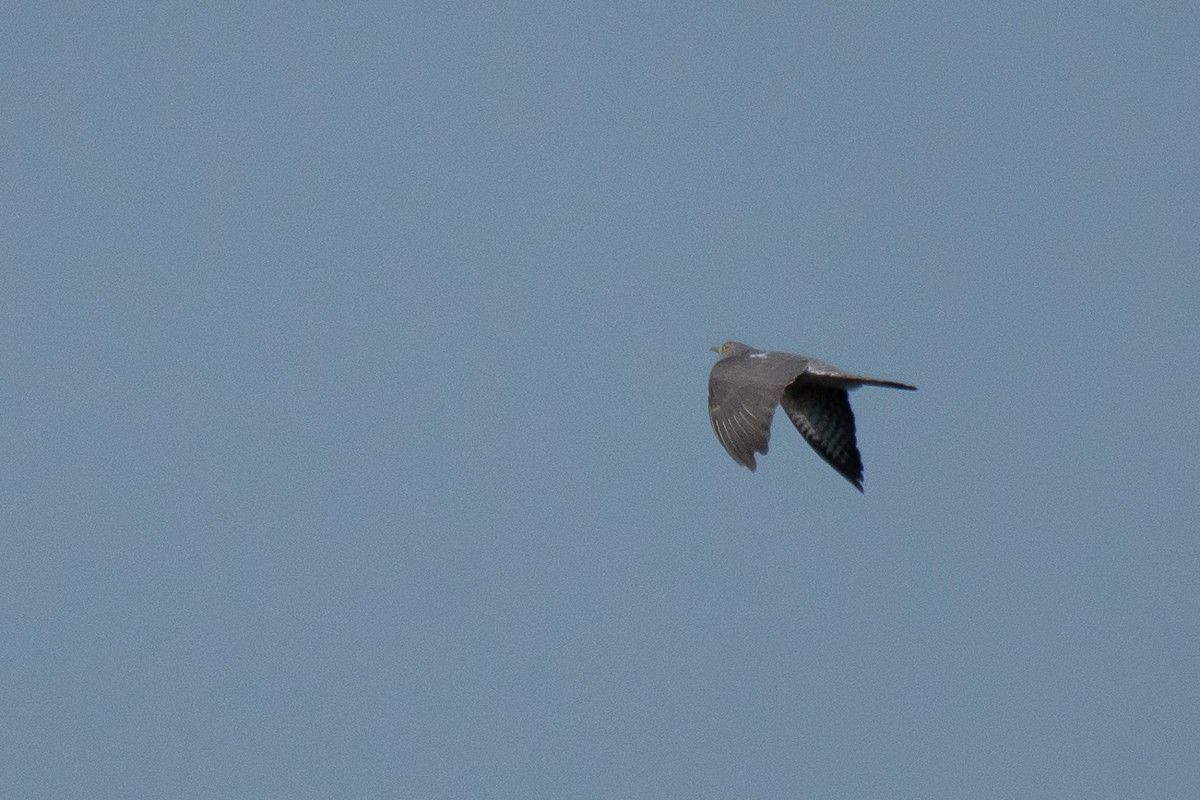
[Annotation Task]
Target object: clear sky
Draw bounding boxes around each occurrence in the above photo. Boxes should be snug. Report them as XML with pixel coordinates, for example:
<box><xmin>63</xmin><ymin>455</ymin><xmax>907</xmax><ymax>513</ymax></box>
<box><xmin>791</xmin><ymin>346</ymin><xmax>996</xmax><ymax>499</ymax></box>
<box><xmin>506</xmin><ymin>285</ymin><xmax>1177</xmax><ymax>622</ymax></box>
<box><xmin>4</xmin><ymin>4</ymin><xmax>1198</xmax><ymax>798</ymax></box>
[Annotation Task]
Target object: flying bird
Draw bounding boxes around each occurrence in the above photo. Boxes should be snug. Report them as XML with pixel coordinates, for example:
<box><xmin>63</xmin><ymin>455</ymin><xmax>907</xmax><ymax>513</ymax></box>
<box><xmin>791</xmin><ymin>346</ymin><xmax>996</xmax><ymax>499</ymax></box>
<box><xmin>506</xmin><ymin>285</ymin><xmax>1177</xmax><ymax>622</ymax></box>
<box><xmin>708</xmin><ymin>341</ymin><xmax>916</xmax><ymax>491</ymax></box>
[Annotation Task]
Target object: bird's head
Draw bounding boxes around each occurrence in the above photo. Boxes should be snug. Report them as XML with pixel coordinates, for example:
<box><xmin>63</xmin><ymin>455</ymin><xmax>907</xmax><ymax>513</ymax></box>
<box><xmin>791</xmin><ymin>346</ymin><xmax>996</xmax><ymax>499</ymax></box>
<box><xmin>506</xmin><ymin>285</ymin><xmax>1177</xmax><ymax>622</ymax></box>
<box><xmin>710</xmin><ymin>341</ymin><xmax>754</xmax><ymax>358</ymax></box>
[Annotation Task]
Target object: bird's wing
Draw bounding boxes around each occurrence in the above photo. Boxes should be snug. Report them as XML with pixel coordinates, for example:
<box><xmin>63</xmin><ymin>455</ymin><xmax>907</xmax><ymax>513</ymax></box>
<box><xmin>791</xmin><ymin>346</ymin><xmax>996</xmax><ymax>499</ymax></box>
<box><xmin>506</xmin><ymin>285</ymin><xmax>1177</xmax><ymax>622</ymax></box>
<box><xmin>779</xmin><ymin>382</ymin><xmax>865</xmax><ymax>491</ymax></box>
<box><xmin>707</xmin><ymin>370</ymin><xmax>784</xmax><ymax>471</ymax></box>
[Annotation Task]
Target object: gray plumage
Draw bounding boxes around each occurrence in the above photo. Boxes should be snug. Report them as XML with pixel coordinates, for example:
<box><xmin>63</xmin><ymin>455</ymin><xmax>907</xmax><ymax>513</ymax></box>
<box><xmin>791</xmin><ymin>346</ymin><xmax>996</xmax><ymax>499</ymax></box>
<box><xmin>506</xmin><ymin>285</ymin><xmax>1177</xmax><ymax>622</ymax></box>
<box><xmin>708</xmin><ymin>341</ymin><xmax>916</xmax><ymax>491</ymax></box>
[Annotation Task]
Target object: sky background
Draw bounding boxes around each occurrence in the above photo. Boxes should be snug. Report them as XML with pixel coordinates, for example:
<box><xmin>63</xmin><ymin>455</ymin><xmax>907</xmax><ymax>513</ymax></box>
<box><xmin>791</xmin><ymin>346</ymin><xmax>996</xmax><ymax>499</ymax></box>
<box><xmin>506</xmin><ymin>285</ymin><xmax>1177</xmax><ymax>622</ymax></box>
<box><xmin>3</xmin><ymin>3</ymin><xmax>1198</xmax><ymax>798</ymax></box>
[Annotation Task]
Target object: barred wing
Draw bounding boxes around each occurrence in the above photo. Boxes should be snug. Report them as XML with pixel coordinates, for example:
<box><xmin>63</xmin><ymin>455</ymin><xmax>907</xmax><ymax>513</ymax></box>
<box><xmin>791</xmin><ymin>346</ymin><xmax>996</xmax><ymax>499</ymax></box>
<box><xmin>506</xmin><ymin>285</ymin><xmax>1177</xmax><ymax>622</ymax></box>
<box><xmin>779</xmin><ymin>383</ymin><xmax>865</xmax><ymax>491</ymax></box>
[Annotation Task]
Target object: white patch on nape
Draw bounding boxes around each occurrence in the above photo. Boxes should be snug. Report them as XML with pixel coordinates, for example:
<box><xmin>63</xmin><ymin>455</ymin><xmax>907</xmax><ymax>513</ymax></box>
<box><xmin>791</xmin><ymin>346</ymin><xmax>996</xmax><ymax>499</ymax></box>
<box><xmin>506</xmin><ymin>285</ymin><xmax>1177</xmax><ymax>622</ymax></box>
<box><xmin>749</xmin><ymin>352</ymin><xmax>768</xmax><ymax>358</ymax></box>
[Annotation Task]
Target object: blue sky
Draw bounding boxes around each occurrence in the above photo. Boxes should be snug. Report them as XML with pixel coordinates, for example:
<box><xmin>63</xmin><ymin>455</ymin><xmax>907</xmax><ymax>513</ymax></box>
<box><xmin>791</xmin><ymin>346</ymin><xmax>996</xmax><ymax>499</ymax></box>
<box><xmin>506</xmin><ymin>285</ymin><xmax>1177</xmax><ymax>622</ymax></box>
<box><xmin>3</xmin><ymin>3</ymin><xmax>1198</xmax><ymax>797</ymax></box>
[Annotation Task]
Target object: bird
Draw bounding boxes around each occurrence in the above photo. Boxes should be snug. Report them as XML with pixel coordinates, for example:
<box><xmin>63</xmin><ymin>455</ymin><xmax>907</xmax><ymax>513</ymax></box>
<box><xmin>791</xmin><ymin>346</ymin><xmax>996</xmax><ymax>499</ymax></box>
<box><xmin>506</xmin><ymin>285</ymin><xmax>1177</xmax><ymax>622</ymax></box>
<box><xmin>708</xmin><ymin>341</ymin><xmax>915</xmax><ymax>491</ymax></box>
